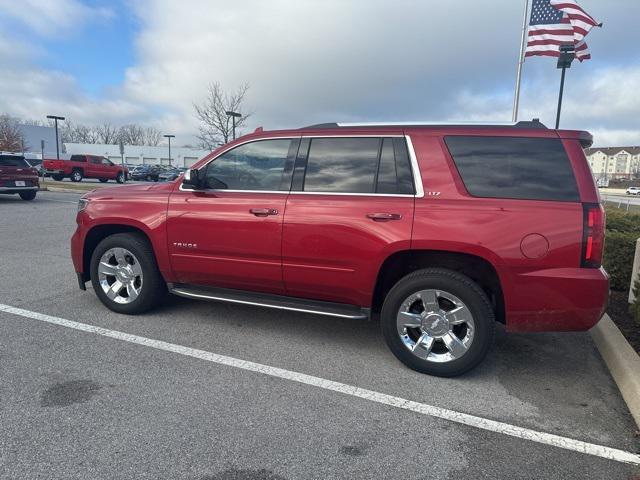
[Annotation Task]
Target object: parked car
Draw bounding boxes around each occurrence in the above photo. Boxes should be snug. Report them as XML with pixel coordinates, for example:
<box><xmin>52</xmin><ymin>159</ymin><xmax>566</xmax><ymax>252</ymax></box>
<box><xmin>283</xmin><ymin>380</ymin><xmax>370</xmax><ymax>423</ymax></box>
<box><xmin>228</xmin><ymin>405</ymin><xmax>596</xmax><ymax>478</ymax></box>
<box><xmin>626</xmin><ymin>186</ymin><xmax>640</xmax><ymax>195</ymax></box>
<box><xmin>71</xmin><ymin>120</ymin><xmax>608</xmax><ymax>377</ymax></box>
<box><xmin>130</xmin><ymin>164</ymin><xmax>162</xmax><ymax>182</ymax></box>
<box><xmin>0</xmin><ymin>152</ymin><xmax>40</xmax><ymax>200</ymax></box>
<box><xmin>158</xmin><ymin>167</ymin><xmax>186</xmax><ymax>182</ymax></box>
<box><xmin>43</xmin><ymin>154</ymin><xmax>128</xmax><ymax>183</ymax></box>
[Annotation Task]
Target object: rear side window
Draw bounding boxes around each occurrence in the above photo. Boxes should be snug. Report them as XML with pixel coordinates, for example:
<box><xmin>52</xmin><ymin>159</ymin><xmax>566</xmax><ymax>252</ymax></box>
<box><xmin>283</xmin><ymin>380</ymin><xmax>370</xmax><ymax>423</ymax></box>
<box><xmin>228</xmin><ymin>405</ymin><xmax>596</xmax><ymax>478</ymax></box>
<box><xmin>444</xmin><ymin>136</ymin><xmax>579</xmax><ymax>201</ymax></box>
<box><xmin>70</xmin><ymin>155</ymin><xmax>87</xmax><ymax>163</ymax></box>
<box><xmin>0</xmin><ymin>155</ymin><xmax>29</xmax><ymax>167</ymax></box>
<box><xmin>302</xmin><ymin>137</ymin><xmax>415</xmax><ymax>194</ymax></box>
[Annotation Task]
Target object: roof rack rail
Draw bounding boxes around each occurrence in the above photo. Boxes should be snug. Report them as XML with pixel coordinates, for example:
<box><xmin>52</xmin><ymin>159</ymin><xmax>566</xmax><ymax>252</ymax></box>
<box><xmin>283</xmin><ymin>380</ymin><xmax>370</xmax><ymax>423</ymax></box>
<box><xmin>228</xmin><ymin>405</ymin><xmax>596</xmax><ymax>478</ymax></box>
<box><xmin>301</xmin><ymin>119</ymin><xmax>547</xmax><ymax>130</ymax></box>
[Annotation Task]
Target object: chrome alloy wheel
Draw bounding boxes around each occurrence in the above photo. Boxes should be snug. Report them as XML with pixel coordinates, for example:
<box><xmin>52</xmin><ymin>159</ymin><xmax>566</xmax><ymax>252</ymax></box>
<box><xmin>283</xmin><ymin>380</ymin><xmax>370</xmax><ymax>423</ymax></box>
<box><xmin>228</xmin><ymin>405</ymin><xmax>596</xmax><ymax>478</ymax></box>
<box><xmin>396</xmin><ymin>289</ymin><xmax>475</xmax><ymax>363</ymax></box>
<box><xmin>98</xmin><ymin>248</ymin><xmax>143</xmax><ymax>304</ymax></box>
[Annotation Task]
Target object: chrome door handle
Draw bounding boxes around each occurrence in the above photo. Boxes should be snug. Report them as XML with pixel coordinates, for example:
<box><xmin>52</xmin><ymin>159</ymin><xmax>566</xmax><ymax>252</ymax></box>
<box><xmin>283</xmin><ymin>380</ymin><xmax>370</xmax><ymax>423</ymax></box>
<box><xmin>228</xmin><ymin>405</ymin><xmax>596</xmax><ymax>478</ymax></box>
<box><xmin>250</xmin><ymin>208</ymin><xmax>278</xmax><ymax>217</ymax></box>
<box><xmin>366</xmin><ymin>212</ymin><xmax>402</xmax><ymax>221</ymax></box>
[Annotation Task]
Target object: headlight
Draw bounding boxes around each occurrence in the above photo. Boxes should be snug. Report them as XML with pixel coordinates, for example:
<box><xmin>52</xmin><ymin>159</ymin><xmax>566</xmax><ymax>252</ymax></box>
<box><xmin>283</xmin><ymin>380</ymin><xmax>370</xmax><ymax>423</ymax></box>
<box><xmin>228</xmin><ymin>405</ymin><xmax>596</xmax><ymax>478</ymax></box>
<box><xmin>77</xmin><ymin>198</ymin><xmax>90</xmax><ymax>213</ymax></box>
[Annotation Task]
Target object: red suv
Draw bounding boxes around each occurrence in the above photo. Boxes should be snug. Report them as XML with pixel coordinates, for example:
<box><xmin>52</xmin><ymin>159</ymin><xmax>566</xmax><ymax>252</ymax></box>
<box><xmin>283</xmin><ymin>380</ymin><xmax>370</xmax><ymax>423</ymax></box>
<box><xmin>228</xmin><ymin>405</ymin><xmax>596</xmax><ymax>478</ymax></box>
<box><xmin>0</xmin><ymin>152</ymin><xmax>40</xmax><ymax>200</ymax></box>
<box><xmin>71</xmin><ymin>121</ymin><xmax>608</xmax><ymax>376</ymax></box>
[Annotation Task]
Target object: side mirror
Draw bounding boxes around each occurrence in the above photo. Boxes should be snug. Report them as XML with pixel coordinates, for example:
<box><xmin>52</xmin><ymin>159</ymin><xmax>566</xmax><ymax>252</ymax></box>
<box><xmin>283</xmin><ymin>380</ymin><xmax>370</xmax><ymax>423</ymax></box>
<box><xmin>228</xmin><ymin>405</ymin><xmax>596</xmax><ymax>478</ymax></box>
<box><xmin>182</xmin><ymin>169</ymin><xmax>203</xmax><ymax>190</ymax></box>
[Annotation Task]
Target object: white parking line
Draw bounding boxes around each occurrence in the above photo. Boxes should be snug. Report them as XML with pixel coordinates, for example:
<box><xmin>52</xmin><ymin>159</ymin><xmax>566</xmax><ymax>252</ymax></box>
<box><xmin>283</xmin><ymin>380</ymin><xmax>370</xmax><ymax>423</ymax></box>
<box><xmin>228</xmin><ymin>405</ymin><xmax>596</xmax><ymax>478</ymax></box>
<box><xmin>1</xmin><ymin>302</ymin><xmax>639</xmax><ymax>466</ymax></box>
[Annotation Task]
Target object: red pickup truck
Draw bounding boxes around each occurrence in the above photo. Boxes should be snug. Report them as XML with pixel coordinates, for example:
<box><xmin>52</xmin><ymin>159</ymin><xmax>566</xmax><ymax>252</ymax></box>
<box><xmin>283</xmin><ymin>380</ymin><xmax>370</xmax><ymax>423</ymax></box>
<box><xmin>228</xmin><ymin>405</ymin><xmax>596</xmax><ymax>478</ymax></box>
<box><xmin>44</xmin><ymin>154</ymin><xmax>128</xmax><ymax>183</ymax></box>
<box><xmin>71</xmin><ymin>120</ymin><xmax>608</xmax><ymax>377</ymax></box>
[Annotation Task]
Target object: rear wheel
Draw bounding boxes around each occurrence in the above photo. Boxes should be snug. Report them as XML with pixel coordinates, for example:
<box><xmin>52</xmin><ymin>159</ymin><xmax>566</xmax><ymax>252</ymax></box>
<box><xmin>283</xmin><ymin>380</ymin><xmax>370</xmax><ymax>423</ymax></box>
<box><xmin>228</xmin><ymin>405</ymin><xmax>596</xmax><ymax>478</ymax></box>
<box><xmin>99</xmin><ymin>178</ymin><xmax>108</xmax><ymax>183</ymax></box>
<box><xmin>90</xmin><ymin>233</ymin><xmax>166</xmax><ymax>314</ymax></box>
<box><xmin>19</xmin><ymin>190</ymin><xmax>37</xmax><ymax>201</ymax></box>
<box><xmin>145</xmin><ymin>175</ymin><xmax>152</xmax><ymax>182</ymax></box>
<box><xmin>381</xmin><ymin>268</ymin><xmax>494</xmax><ymax>377</ymax></box>
<box><xmin>71</xmin><ymin>169</ymin><xmax>83</xmax><ymax>182</ymax></box>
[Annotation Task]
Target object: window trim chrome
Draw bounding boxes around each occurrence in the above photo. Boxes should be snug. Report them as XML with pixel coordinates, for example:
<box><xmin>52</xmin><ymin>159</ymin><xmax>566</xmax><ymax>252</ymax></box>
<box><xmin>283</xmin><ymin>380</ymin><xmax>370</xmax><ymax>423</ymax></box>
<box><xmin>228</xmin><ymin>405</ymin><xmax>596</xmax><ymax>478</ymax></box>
<box><xmin>182</xmin><ymin>134</ymin><xmax>424</xmax><ymax>198</ymax></box>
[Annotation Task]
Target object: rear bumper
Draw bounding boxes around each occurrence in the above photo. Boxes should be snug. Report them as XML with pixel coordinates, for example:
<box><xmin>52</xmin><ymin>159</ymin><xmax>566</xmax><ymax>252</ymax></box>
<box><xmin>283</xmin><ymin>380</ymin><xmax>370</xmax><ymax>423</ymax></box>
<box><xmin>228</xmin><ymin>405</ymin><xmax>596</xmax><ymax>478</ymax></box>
<box><xmin>505</xmin><ymin>267</ymin><xmax>609</xmax><ymax>332</ymax></box>
<box><xmin>0</xmin><ymin>186</ymin><xmax>39</xmax><ymax>193</ymax></box>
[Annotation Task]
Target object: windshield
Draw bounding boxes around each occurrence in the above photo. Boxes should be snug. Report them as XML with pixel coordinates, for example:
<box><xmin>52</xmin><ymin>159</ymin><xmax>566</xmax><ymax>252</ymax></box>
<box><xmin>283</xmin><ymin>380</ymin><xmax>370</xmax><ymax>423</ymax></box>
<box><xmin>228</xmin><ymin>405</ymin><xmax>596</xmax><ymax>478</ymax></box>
<box><xmin>0</xmin><ymin>155</ymin><xmax>29</xmax><ymax>167</ymax></box>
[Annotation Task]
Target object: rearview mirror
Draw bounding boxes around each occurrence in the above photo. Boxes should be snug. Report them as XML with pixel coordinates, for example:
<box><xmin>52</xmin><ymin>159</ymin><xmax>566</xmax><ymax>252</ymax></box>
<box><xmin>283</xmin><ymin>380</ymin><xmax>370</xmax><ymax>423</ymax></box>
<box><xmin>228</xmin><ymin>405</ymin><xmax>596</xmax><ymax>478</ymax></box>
<box><xmin>182</xmin><ymin>168</ymin><xmax>203</xmax><ymax>190</ymax></box>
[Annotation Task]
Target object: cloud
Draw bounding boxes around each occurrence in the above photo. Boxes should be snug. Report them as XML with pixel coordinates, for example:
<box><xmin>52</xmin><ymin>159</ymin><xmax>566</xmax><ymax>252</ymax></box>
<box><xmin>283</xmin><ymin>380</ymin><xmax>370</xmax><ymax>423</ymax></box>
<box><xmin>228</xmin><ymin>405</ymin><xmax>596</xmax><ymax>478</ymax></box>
<box><xmin>0</xmin><ymin>0</ymin><xmax>113</xmax><ymax>36</ymax></box>
<box><xmin>0</xmin><ymin>0</ymin><xmax>638</xmax><ymax>147</ymax></box>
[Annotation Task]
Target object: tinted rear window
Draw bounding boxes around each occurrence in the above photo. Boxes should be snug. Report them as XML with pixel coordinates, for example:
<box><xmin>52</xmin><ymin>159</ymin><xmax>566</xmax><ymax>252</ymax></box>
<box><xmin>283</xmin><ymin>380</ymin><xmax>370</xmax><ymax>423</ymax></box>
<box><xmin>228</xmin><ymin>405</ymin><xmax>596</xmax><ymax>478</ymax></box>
<box><xmin>0</xmin><ymin>155</ymin><xmax>29</xmax><ymax>167</ymax></box>
<box><xmin>444</xmin><ymin>136</ymin><xmax>579</xmax><ymax>201</ymax></box>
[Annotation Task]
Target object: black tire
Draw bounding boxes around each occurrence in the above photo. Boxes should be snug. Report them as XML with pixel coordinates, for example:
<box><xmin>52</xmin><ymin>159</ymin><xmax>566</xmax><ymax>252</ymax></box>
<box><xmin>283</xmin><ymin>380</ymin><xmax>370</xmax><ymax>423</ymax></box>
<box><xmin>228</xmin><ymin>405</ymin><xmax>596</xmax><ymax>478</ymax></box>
<box><xmin>380</xmin><ymin>268</ymin><xmax>495</xmax><ymax>377</ymax></box>
<box><xmin>99</xmin><ymin>178</ymin><xmax>108</xmax><ymax>183</ymax></box>
<box><xmin>116</xmin><ymin>172</ymin><xmax>125</xmax><ymax>184</ymax></box>
<box><xmin>71</xmin><ymin>169</ymin><xmax>83</xmax><ymax>182</ymax></box>
<box><xmin>19</xmin><ymin>190</ymin><xmax>37</xmax><ymax>201</ymax></box>
<box><xmin>52</xmin><ymin>174</ymin><xmax>64</xmax><ymax>181</ymax></box>
<box><xmin>90</xmin><ymin>233</ymin><xmax>166</xmax><ymax>314</ymax></box>
<box><xmin>145</xmin><ymin>175</ymin><xmax>152</xmax><ymax>182</ymax></box>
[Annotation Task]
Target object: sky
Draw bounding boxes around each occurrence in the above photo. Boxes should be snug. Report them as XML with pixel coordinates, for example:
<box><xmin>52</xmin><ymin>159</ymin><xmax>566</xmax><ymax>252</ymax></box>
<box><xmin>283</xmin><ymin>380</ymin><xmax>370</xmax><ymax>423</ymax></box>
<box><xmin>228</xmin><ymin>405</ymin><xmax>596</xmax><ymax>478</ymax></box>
<box><xmin>0</xmin><ymin>0</ymin><xmax>638</xmax><ymax>148</ymax></box>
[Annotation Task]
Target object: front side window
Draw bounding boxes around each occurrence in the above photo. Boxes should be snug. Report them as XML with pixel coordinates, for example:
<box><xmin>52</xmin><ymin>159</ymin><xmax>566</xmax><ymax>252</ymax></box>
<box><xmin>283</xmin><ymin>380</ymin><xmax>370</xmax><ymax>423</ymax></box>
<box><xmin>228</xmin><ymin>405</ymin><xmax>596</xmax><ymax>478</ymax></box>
<box><xmin>203</xmin><ymin>139</ymin><xmax>291</xmax><ymax>191</ymax></box>
<box><xmin>102</xmin><ymin>158</ymin><xmax>114</xmax><ymax>166</ymax></box>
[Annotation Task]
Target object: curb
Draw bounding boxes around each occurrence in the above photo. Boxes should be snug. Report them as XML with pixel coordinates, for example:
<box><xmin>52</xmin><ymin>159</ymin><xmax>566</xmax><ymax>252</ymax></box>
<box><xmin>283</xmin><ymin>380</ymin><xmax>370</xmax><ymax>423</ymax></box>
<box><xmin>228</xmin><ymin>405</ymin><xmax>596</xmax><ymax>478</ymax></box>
<box><xmin>590</xmin><ymin>314</ymin><xmax>640</xmax><ymax>429</ymax></box>
<box><xmin>43</xmin><ymin>187</ymin><xmax>96</xmax><ymax>194</ymax></box>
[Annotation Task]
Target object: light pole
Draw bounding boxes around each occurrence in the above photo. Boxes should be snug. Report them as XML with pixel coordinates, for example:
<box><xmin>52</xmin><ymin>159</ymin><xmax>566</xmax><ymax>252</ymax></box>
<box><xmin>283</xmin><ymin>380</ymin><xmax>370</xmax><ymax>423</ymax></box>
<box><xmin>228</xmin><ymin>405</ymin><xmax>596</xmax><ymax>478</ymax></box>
<box><xmin>46</xmin><ymin>115</ymin><xmax>65</xmax><ymax>160</ymax></box>
<box><xmin>555</xmin><ymin>45</ymin><xmax>575</xmax><ymax>129</ymax></box>
<box><xmin>225</xmin><ymin>111</ymin><xmax>241</xmax><ymax>141</ymax></box>
<box><xmin>164</xmin><ymin>134</ymin><xmax>175</xmax><ymax>167</ymax></box>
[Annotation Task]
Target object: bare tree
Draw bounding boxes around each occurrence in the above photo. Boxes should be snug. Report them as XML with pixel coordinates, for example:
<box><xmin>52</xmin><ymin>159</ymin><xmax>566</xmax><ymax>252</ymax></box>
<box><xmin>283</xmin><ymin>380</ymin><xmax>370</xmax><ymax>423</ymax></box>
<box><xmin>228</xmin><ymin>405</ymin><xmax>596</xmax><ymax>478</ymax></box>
<box><xmin>0</xmin><ymin>115</ymin><xmax>25</xmax><ymax>152</ymax></box>
<box><xmin>144</xmin><ymin>126</ymin><xmax>162</xmax><ymax>146</ymax></box>
<box><xmin>194</xmin><ymin>82</ymin><xmax>251</xmax><ymax>149</ymax></box>
<box><xmin>96</xmin><ymin>122</ymin><xmax>120</xmax><ymax>144</ymax></box>
<box><xmin>118</xmin><ymin>124</ymin><xmax>145</xmax><ymax>145</ymax></box>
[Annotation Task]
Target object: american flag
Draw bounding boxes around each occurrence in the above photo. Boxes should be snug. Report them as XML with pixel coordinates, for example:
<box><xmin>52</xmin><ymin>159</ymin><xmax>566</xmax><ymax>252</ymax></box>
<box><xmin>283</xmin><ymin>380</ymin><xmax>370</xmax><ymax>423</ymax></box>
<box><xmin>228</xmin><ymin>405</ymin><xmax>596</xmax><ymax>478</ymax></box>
<box><xmin>525</xmin><ymin>0</ymin><xmax>601</xmax><ymax>62</ymax></box>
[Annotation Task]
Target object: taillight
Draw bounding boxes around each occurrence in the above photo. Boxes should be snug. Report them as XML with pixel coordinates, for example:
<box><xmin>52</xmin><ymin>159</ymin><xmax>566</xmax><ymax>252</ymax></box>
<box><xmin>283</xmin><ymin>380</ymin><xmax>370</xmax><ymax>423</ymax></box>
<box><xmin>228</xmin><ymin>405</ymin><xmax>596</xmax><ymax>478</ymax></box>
<box><xmin>581</xmin><ymin>203</ymin><xmax>605</xmax><ymax>268</ymax></box>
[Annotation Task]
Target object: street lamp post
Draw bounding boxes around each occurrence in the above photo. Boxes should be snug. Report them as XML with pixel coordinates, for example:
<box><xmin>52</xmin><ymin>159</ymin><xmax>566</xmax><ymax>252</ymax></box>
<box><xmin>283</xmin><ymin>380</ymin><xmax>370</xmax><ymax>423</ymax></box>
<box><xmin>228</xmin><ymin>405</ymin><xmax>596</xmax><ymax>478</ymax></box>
<box><xmin>164</xmin><ymin>134</ymin><xmax>175</xmax><ymax>167</ymax></box>
<box><xmin>554</xmin><ymin>45</ymin><xmax>575</xmax><ymax>130</ymax></box>
<box><xmin>46</xmin><ymin>115</ymin><xmax>65</xmax><ymax>160</ymax></box>
<box><xmin>225</xmin><ymin>111</ymin><xmax>242</xmax><ymax>141</ymax></box>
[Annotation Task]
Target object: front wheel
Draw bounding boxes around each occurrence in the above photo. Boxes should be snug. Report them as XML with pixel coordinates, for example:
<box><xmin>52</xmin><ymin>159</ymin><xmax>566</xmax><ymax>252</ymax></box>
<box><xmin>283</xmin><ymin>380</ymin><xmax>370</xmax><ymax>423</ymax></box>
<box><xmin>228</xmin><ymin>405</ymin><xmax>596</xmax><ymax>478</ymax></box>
<box><xmin>19</xmin><ymin>190</ymin><xmax>37</xmax><ymax>201</ymax></box>
<box><xmin>51</xmin><ymin>174</ymin><xmax>64</xmax><ymax>181</ymax></box>
<box><xmin>99</xmin><ymin>178</ymin><xmax>108</xmax><ymax>183</ymax></box>
<box><xmin>116</xmin><ymin>172</ymin><xmax>125</xmax><ymax>184</ymax></box>
<box><xmin>381</xmin><ymin>268</ymin><xmax>495</xmax><ymax>377</ymax></box>
<box><xmin>90</xmin><ymin>233</ymin><xmax>166</xmax><ymax>314</ymax></box>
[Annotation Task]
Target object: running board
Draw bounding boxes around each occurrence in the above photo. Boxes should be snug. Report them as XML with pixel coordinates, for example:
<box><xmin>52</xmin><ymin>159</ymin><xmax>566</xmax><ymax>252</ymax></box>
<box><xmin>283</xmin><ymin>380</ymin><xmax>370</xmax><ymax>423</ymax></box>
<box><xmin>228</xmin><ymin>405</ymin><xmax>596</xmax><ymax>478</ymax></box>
<box><xmin>169</xmin><ymin>284</ymin><xmax>370</xmax><ymax>320</ymax></box>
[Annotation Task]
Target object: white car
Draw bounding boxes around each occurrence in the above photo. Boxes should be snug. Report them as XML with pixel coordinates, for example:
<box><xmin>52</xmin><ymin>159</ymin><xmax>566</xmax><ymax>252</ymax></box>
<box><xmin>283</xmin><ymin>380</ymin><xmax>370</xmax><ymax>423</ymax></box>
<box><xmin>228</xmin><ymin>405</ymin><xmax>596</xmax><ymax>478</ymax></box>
<box><xmin>626</xmin><ymin>186</ymin><xmax>640</xmax><ymax>195</ymax></box>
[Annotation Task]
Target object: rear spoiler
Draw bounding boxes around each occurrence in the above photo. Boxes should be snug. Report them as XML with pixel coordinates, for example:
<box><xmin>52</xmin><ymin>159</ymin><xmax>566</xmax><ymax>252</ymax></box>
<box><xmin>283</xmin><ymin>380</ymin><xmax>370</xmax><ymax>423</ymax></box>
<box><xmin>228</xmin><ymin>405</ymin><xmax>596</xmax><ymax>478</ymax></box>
<box><xmin>557</xmin><ymin>130</ymin><xmax>593</xmax><ymax>148</ymax></box>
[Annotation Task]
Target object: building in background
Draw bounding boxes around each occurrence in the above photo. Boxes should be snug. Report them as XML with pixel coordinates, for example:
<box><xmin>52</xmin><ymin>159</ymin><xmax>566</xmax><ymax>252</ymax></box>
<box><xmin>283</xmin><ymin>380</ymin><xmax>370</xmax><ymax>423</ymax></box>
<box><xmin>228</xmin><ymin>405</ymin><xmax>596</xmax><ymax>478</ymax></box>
<box><xmin>18</xmin><ymin>124</ymin><xmax>60</xmax><ymax>157</ymax></box>
<box><xmin>63</xmin><ymin>143</ymin><xmax>211</xmax><ymax>168</ymax></box>
<box><xmin>585</xmin><ymin>147</ymin><xmax>640</xmax><ymax>180</ymax></box>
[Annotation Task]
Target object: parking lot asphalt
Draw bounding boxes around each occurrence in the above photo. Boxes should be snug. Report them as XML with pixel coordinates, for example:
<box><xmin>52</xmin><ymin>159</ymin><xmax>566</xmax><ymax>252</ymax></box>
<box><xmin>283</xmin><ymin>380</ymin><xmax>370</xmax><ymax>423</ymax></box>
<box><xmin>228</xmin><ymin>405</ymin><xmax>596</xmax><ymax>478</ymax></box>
<box><xmin>1</xmin><ymin>190</ymin><xmax>639</xmax><ymax>479</ymax></box>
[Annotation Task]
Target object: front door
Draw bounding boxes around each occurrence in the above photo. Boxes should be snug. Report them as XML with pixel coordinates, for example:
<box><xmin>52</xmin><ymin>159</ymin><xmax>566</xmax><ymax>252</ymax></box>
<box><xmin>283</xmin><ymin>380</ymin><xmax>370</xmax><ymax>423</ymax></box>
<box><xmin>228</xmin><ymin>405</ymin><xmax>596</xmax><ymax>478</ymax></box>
<box><xmin>166</xmin><ymin>137</ymin><xmax>299</xmax><ymax>294</ymax></box>
<box><xmin>282</xmin><ymin>136</ymin><xmax>416</xmax><ymax>307</ymax></box>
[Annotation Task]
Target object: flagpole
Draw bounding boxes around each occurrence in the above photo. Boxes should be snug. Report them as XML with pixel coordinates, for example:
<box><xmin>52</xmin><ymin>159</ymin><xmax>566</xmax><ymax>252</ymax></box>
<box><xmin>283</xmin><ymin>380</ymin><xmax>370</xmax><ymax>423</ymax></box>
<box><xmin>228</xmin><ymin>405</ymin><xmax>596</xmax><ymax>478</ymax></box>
<box><xmin>512</xmin><ymin>0</ymin><xmax>529</xmax><ymax>122</ymax></box>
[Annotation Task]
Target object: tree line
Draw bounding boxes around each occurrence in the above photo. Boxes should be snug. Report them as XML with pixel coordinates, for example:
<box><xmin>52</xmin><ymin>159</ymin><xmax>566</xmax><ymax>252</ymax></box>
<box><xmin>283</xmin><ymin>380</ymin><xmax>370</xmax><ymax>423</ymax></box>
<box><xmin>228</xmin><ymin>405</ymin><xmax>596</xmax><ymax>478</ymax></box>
<box><xmin>0</xmin><ymin>114</ymin><xmax>165</xmax><ymax>152</ymax></box>
<box><xmin>22</xmin><ymin>118</ymin><xmax>164</xmax><ymax>146</ymax></box>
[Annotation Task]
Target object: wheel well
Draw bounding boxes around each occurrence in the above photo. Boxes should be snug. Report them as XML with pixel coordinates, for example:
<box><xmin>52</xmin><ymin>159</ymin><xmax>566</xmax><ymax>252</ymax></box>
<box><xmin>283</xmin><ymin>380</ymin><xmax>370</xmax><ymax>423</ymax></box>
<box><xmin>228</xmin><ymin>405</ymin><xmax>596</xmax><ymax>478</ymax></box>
<box><xmin>372</xmin><ymin>250</ymin><xmax>505</xmax><ymax>324</ymax></box>
<box><xmin>72</xmin><ymin>167</ymin><xmax>84</xmax><ymax>174</ymax></box>
<box><xmin>81</xmin><ymin>225</ymin><xmax>149</xmax><ymax>281</ymax></box>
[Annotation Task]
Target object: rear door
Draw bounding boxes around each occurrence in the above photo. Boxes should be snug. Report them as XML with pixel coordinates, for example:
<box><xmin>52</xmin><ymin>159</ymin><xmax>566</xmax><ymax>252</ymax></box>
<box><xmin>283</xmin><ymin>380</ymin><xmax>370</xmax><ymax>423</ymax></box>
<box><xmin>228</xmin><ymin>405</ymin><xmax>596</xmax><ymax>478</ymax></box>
<box><xmin>282</xmin><ymin>135</ymin><xmax>417</xmax><ymax>307</ymax></box>
<box><xmin>166</xmin><ymin>137</ymin><xmax>299</xmax><ymax>294</ymax></box>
